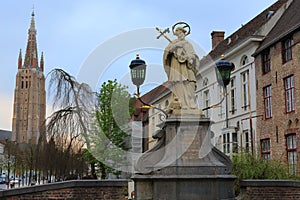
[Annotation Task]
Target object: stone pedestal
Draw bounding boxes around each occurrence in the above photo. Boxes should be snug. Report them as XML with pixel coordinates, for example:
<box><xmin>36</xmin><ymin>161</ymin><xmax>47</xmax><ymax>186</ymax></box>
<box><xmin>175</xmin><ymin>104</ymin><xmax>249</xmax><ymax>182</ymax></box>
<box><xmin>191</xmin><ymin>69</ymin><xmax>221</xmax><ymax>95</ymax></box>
<box><xmin>132</xmin><ymin>115</ymin><xmax>236</xmax><ymax>200</ymax></box>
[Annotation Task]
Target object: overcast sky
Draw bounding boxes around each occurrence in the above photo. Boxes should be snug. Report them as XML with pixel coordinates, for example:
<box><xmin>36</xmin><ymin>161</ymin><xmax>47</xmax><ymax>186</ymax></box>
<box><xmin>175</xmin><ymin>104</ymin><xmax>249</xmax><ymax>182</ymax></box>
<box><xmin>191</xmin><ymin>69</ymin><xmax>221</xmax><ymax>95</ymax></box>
<box><xmin>0</xmin><ymin>0</ymin><xmax>277</xmax><ymax>130</ymax></box>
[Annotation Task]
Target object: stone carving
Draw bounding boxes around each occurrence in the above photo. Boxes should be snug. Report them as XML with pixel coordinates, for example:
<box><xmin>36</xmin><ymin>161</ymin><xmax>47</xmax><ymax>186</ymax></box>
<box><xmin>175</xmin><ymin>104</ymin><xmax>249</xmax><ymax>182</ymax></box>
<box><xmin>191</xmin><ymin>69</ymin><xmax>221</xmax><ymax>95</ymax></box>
<box><xmin>162</xmin><ymin>22</ymin><xmax>202</xmax><ymax>115</ymax></box>
<box><xmin>135</xmin><ymin>127</ymin><xmax>166</xmax><ymax>174</ymax></box>
<box><xmin>132</xmin><ymin>23</ymin><xmax>235</xmax><ymax>200</ymax></box>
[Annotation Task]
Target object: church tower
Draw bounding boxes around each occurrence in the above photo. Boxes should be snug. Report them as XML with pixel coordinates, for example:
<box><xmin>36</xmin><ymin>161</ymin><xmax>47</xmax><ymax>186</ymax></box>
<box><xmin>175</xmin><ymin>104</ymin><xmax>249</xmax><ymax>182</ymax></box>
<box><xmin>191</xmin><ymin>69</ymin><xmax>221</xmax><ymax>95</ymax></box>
<box><xmin>12</xmin><ymin>11</ymin><xmax>46</xmax><ymax>144</ymax></box>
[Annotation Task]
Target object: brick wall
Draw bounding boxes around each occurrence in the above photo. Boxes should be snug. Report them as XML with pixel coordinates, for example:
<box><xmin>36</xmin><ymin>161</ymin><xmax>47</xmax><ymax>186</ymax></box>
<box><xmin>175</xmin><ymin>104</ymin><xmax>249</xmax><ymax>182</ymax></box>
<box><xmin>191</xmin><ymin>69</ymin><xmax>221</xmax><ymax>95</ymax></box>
<box><xmin>255</xmin><ymin>29</ymin><xmax>300</xmax><ymax>169</ymax></box>
<box><xmin>0</xmin><ymin>180</ymin><xmax>128</xmax><ymax>200</ymax></box>
<box><xmin>240</xmin><ymin>180</ymin><xmax>300</xmax><ymax>200</ymax></box>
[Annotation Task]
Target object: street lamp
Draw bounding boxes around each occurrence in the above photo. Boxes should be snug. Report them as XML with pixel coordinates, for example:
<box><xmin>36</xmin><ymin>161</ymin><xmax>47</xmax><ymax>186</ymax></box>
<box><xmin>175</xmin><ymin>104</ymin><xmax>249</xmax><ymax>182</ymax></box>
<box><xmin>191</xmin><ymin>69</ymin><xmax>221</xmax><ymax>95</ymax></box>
<box><xmin>129</xmin><ymin>54</ymin><xmax>147</xmax><ymax>96</ymax></box>
<box><xmin>202</xmin><ymin>55</ymin><xmax>234</xmax><ymax>123</ymax></box>
<box><xmin>215</xmin><ymin>55</ymin><xmax>235</xmax><ymax>88</ymax></box>
<box><xmin>129</xmin><ymin>54</ymin><xmax>167</xmax><ymax>119</ymax></box>
<box><xmin>215</xmin><ymin>55</ymin><xmax>235</xmax><ymax>128</ymax></box>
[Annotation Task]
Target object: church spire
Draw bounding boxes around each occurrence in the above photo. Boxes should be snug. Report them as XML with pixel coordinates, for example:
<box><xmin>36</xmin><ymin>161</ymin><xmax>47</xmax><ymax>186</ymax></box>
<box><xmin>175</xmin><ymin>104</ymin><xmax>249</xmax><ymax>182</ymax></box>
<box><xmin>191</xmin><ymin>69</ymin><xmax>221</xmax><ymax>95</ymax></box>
<box><xmin>29</xmin><ymin>11</ymin><xmax>36</xmax><ymax>33</ymax></box>
<box><xmin>18</xmin><ymin>49</ymin><xmax>22</xmax><ymax>69</ymax></box>
<box><xmin>40</xmin><ymin>52</ymin><xmax>44</xmax><ymax>71</ymax></box>
<box><xmin>23</xmin><ymin>11</ymin><xmax>39</xmax><ymax>68</ymax></box>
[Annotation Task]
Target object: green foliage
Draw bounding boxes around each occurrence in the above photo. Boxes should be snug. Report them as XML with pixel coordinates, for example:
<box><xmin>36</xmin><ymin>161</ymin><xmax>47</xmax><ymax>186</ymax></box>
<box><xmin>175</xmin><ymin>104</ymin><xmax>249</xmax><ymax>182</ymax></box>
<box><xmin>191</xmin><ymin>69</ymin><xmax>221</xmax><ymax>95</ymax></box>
<box><xmin>96</xmin><ymin>79</ymin><xmax>133</xmax><ymax>149</ymax></box>
<box><xmin>232</xmin><ymin>152</ymin><xmax>290</xmax><ymax>180</ymax></box>
<box><xmin>89</xmin><ymin>79</ymin><xmax>134</xmax><ymax>178</ymax></box>
<box><xmin>231</xmin><ymin>151</ymin><xmax>299</xmax><ymax>195</ymax></box>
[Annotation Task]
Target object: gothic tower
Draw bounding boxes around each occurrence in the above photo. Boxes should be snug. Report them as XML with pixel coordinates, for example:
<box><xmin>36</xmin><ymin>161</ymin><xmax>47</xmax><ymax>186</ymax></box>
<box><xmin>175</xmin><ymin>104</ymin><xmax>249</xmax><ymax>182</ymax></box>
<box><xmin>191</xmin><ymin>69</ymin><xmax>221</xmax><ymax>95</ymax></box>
<box><xmin>12</xmin><ymin>11</ymin><xmax>46</xmax><ymax>144</ymax></box>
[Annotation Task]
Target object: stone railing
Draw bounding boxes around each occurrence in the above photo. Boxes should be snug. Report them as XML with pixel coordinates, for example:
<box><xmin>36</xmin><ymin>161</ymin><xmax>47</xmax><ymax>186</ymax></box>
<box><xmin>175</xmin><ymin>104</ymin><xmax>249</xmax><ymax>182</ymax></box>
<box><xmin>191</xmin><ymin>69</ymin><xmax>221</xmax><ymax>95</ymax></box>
<box><xmin>239</xmin><ymin>179</ymin><xmax>300</xmax><ymax>200</ymax></box>
<box><xmin>0</xmin><ymin>180</ymin><xmax>128</xmax><ymax>200</ymax></box>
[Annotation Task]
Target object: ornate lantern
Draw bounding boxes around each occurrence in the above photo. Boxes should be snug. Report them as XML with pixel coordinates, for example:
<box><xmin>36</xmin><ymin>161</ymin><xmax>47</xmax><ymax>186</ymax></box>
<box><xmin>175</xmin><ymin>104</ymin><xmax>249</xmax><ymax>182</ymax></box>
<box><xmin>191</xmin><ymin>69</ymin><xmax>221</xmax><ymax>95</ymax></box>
<box><xmin>215</xmin><ymin>56</ymin><xmax>235</xmax><ymax>87</ymax></box>
<box><xmin>129</xmin><ymin>54</ymin><xmax>146</xmax><ymax>94</ymax></box>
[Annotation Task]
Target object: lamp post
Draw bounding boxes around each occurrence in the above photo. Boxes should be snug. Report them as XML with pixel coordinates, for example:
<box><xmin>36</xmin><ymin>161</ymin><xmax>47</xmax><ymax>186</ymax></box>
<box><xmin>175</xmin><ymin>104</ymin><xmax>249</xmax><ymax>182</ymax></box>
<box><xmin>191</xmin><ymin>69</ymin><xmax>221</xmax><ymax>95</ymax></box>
<box><xmin>129</xmin><ymin>54</ymin><xmax>168</xmax><ymax>119</ymax></box>
<box><xmin>215</xmin><ymin>56</ymin><xmax>235</xmax><ymax>128</ymax></box>
<box><xmin>202</xmin><ymin>56</ymin><xmax>234</xmax><ymax>128</ymax></box>
<box><xmin>129</xmin><ymin>54</ymin><xmax>147</xmax><ymax>96</ymax></box>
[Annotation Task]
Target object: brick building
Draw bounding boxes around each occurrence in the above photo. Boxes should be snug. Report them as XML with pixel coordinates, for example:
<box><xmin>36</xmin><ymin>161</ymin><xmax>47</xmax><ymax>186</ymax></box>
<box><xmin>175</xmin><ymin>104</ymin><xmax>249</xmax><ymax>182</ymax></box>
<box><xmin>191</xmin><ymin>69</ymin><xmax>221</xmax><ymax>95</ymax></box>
<box><xmin>12</xmin><ymin>12</ymin><xmax>46</xmax><ymax>144</ymax></box>
<box><xmin>133</xmin><ymin>0</ymin><xmax>292</xmax><ymax>158</ymax></box>
<box><xmin>253</xmin><ymin>0</ymin><xmax>300</xmax><ymax>174</ymax></box>
<box><xmin>197</xmin><ymin>0</ymin><xmax>290</xmax><ymax>156</ymax></box>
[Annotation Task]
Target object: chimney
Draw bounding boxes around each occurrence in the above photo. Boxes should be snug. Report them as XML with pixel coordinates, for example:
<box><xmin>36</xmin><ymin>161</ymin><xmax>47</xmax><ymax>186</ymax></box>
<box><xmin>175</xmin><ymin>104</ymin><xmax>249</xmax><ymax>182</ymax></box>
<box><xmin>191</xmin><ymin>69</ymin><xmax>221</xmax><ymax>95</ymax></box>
<box><xmin>211</xmin><ymin>31</ymin><xmax>225</xmax><ymax>49</ymax></box>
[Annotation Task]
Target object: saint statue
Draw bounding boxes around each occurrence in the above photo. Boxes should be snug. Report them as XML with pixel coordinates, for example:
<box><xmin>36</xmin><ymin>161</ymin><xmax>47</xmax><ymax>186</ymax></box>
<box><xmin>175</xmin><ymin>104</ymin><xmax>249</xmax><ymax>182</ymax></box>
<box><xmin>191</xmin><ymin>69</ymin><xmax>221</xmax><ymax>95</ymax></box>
<box><xmin>162</xmin><ymin>22</ymin><xmax>202</xmax><ymax>115</ymax></box>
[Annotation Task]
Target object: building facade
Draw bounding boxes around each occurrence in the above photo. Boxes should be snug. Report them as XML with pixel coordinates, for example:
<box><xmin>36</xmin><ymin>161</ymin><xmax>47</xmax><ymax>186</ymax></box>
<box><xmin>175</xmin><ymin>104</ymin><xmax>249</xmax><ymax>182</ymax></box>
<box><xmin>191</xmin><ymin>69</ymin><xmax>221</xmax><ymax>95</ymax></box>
<box><xmin>196</xmin><ymin>0</ymin><xmax>290</xmax><ymax>156</ymax></box>
<box><xmin>12</xmin><ymin>12</ymin><xmax>46</xmax><ymax>144</ymax></box>
<box><xmin>254</xmin><ymin>0</ymin><xmax>300</xmax><ymax>174</ymax></box>
<box><xmin>133</xmin><ymin>83</ymin><xmax>171</xmax><ymax>151</ymax></box>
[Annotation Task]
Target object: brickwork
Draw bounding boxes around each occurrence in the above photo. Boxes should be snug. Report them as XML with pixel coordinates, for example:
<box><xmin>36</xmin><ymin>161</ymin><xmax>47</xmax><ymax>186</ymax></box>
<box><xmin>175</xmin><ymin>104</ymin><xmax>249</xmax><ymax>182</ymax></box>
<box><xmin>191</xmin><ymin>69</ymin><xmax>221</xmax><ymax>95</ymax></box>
<box><xmin>240</xmin><ymin>180</ymin><xmax>300</xmax><ymax>200</ymax></box>
<box><xmin>0</xmin><ymin>180</ymin><xmax>128</xmax><ymax>200</ymax></box>
<box><xmin>255</xmin><ymin>29</ymin><xmax>300</xmax><ymax>171</ymax></box>
<box><xmin>12</xmin><ymin>12</ymin><xmax>46</xmax><ymax>144</ymax></box>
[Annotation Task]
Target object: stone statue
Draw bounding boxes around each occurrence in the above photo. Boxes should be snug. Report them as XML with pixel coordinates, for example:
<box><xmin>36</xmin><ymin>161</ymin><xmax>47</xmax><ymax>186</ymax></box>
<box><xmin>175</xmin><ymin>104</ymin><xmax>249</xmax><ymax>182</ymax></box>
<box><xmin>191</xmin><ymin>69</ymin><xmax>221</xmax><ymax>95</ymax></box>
<box><xmin>161</xmin><ymin>23</ymin><xmax>202</xmax><ymax>115</ymax></box>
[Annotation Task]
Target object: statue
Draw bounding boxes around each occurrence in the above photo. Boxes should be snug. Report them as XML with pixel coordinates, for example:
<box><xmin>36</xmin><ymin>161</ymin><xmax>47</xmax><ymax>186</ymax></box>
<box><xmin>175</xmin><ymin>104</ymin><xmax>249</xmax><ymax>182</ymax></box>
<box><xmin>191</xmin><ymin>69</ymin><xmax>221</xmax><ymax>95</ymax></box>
<box><xmin>158</xmin><ymin>22</ymin><xmax>202</xmax><ymax>115</ymax></box>
<box><xmin>133</xmin><ymin>23</ymin><xmax>235</xmax><ymax>200</ymax></box>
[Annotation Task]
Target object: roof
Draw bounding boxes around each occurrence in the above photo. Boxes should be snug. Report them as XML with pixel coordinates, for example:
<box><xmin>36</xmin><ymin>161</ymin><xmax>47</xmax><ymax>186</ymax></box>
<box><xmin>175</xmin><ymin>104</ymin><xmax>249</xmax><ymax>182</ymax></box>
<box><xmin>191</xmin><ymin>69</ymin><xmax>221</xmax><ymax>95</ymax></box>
<box><xmin>0</xmin><ymin>130</ymin><xmax>12</xmax><ymax>142</ymax></box>
<box><xmin>134</xmin><ymin>82</ymin><xmax>171</xmax><ymax>109</ymax></box>
<box><xmin>200</xmin><ymin>0</ymin><xmax>289</xmax><ymax>64</ymax></box>
<box><xmin>133</xmin><ymin>82</ymin><xmax>171</xmax><ymax>120</ymax></box>
<box><xmin>254</xmin><ymin>0</ymin><xmax>300</xmax><ymax>56</ymax></box>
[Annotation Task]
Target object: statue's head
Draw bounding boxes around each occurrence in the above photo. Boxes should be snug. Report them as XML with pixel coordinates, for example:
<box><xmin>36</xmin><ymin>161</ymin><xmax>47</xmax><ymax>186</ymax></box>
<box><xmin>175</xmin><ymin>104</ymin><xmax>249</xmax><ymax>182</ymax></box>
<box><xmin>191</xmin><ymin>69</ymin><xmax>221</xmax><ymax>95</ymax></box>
<box><xmin>172</xmin><ymin>22</ymin><xmax>190</xmax><ymax>37</ymax></box>
<box><xmin>175</xmin><ymin>27</ymin><xmax>186</xmax><ymax>39</ymax></box>
<box><xmin>175</xmin><ymin>27</ymin><xmax>187</xmax><ymax>34</ymax></box>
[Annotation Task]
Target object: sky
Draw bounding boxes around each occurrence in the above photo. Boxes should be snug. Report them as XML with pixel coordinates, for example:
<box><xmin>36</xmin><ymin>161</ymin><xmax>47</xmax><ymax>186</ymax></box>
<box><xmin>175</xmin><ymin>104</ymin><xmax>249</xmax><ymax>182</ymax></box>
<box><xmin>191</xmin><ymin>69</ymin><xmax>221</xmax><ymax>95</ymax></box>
<box><xmin>0</xmin><ymin>0</ymin><xmax>277</xmax><ymax>130</ymax></box>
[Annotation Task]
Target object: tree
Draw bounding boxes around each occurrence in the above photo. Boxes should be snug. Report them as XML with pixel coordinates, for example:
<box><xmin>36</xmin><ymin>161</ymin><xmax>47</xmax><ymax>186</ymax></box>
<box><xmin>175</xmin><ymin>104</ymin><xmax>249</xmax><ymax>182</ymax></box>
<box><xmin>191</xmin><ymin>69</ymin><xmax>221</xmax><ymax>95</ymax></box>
<box><xmin>89</xmin><ymin>79</ymin><xmax>134</xmax><ymax>178</ymax></box>
<box><xmin>82</xmin><ymin>149</ymin><xmax>98</xmax><ymax>179</ymax></box>
<box><xmin>47</xmin><ymin>68</ymin><xmax>95</xmax><ymax>149</ymax></box>
<box><xmin>46</xmin><ymin>69</ymin><xmax>134</xmax><ymax>179</ymax></box>
<box><xmin>46</xmin><ymin>69</ymin><xmax>96</xmax><ymax>180</ymax></box>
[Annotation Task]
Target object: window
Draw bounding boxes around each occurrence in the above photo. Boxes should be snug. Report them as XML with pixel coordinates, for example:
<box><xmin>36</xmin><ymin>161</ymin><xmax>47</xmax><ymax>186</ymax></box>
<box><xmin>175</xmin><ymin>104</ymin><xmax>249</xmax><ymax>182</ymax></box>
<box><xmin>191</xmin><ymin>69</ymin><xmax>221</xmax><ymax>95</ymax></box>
<box><xmin>286</xmin><ymin>134</ymin><xmax>297</xmax><ymax>174</ymax></box>
<box><xmin>203</xmin><ymin>90</ymin><xmax>210</xmax><ymax>117</ymax></box>
<box><xmin>241</xmin><ymin>71</ymin><xmax>249</xmax><ymax>111</ymax></box>
<box><xmin>282</xmin><ymin>37</ymin><xmax>294</xmax><ymax>63</ymax></box>
<box><xmin>232</xmin><ymin>132</ymin><xmax>238</xmax><ymax>153</ymax></box>
<box><xmin>223</xmin><ymin>133</ymin><xmax>229</xmax><ymax>153</ymax></box>
<box><xmin>223</xmin><ymin>132</ymin><xmax>230</xmax><ymax>154</ymax></box>
<box><xmin>230</xmin><ymin>78</ymin><xmax>236</xmax><ymax>114</ymax></box>
<box><xmin>263</xmin><ymin>85</ymin><xmax>272</xmax><ymax>119</ymax></box>
<box><xmin>284</xmin><ymin>75</ymin><xmax>295</xmax><ymax>113</ymax></box>
<box><xmin>261</xmin><ymin>139</ymin><xmax>270</xmax><ymax>161</ymax></box>
<box><xmin>262</xmin><ymin>49</ymin><xmax>271</xmax><ymax>74</ymax></box>
<box><xmin>244</xmin><ymin>131</ymin><xmax>250</xmax><ymax>151</ymax></box>
<box><xmin>241</xmin><ymin>55</ymin><xmax>249</xmax><ymax>66</ymax></box>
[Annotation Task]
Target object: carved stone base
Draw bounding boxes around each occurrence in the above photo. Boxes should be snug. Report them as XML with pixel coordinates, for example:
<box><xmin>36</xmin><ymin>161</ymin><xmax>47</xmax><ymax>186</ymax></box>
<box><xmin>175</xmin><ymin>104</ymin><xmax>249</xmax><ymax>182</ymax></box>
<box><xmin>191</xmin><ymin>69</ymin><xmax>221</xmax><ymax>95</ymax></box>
<box><xmin>133</xmin><ymin>174</ymin><xmax>236</xmax><ymax>200</ymax></box>
<box><xmin>132</xmin><ymin>115</ymin><xmax>236</xmax><ymax>200</ymax></box>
